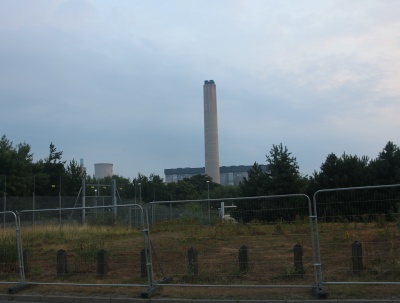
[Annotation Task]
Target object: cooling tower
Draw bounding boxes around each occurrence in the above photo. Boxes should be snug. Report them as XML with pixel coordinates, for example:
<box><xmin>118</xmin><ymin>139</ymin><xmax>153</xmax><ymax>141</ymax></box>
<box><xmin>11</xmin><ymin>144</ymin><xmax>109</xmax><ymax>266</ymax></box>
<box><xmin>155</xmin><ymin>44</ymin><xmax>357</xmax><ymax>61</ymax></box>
<box><xmin>203</xmin><ymin>80</ymin><xmax>221</xmax><ymax>184</ymax></box>
<box><xmin>94</xmin><ymin>163</ymin><xmax>113</xmax><ymax>179</ymax></box>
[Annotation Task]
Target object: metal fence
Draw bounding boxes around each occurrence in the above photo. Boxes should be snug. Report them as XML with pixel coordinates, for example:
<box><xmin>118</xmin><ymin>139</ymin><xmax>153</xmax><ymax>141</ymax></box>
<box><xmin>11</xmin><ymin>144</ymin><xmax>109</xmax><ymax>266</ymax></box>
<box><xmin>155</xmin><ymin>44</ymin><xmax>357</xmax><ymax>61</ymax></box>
<box><xmin>1</xmin><ymin>185</ymin><xmax>400</xmax><ymax>298</ymax></box>
<box><xmin>0</xmin><ymin>204</ymin><xmax>153</xmax><ymax>295</ymax></box>
<box><xmin>145</xmin><ymin>195</ymin><xmax>316</xmax><ymax>290</ymax></box>
<box><xmin>313</xmin><ymin>184</ymin><xmax>400</xmax><ymax>288</ymax></box>
<box><xmin>0</xmin><ymin>211</ymin><xmax>24</xmax><ymax>286</ymax></box>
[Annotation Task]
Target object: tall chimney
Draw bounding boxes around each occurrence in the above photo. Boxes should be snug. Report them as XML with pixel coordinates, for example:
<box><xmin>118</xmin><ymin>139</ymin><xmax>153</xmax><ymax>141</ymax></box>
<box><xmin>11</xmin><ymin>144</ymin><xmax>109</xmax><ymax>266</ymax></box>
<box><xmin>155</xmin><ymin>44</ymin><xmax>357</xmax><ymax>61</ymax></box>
<box><xmin>203</xmin><ymin>80</ymin><xmax>220</xmax><ymax>184</ymax></box>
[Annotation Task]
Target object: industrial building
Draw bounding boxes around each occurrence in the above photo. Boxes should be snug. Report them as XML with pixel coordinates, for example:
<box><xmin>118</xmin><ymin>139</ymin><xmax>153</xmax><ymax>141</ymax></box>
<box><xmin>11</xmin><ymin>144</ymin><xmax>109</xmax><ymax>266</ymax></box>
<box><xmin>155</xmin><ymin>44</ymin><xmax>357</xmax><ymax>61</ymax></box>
<box><xmin>164</xmin><ymin>165</ymin><xmax>268</xmax><ymax>186</ymax></box>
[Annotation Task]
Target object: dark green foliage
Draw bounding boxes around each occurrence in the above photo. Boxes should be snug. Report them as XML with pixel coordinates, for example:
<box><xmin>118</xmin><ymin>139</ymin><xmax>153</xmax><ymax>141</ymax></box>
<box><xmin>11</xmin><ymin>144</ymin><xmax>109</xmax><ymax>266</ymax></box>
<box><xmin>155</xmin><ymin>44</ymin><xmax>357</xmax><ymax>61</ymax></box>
<box><xmin>234</xmin><ymin>144</ymin><xmax>307</xmax><ymax>222</ymax></box>
<box><xmin>265</xmin><ymin>143</ymin><xmax>307</xmax><ymax>195</ymax></box>
<box><xmin>239</xmin><ymin>144</ymin><xmax>306</xmax><ymax>197</ymax></box>
<box><xmin>307</xmin><ymin>141</ymin><xmax>400</xmax><ymax>197</ymax></box>
<box><xmin>239</xmin><ymin>162</ymin><xmax>267</xmax><ymax>197</ymax></box>
<box><xmin>64</xmin><ymin>159</ymin><xmax>86</xmax><ymax>196</ymax></box>
<box><xmin>369</xmin><ymin>141</ymin><xmax>400</xmax><ymax>185</ymax></box>
<box><xmin>231</xmin><ymin>195</ymin><xmax>310</xmax><ymax>223</ymax></box>
<box><xmin>0</xmin><ymin>135</ymin><xmax>34</xmax><ymax>196</ymax></box>
<box><xmin>2</xmin><ymin>132</ymin><xmax>400</xmax><ymax>221</ymax></box>
<box><xmin>166</xmin><ymin>174</ymin><xmax>222</xmax><ymax>201</ymax></box>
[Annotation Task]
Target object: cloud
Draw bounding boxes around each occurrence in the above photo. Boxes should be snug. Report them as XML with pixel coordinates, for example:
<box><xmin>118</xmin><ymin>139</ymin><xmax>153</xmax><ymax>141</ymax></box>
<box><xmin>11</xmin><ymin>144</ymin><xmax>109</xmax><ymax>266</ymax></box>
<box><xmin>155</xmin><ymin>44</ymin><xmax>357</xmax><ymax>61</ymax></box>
<box><xmin>0</xmin><ymin>0</ymin><xmax>399</xmax><ymax>179</ymax></box>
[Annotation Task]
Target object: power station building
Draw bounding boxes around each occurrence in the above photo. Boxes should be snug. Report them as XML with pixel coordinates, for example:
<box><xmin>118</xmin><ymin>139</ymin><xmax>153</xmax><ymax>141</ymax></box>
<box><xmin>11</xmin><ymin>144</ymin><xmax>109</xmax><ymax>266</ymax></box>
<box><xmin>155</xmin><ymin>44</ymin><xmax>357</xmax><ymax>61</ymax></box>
<box><xmin>164</xmin><ymin>165</ymin><xmax>268</xmax><ymax>186</ymax></box>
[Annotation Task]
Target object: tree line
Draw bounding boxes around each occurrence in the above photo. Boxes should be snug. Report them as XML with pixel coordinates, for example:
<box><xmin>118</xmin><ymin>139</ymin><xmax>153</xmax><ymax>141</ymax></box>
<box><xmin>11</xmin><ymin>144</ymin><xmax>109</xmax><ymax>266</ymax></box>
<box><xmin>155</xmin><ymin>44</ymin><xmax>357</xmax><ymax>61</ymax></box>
<box><xmin>239</xmin><ymin>141</ymin><xmax>400</xmax><ymax>197</ymax></box>
<box><xmin>0</xmin><ymin>135</ymin><xmax>235</xmax><ymax>201</ymax></box>
<box><xmin>234</xmin><ymin>141</ymin><xmax>400</xmax><ymax>222</ymax></box>
<box><xmin>1</xmin><ymin>134</ymin><xmax>399</xmax><ymax>207</ymax></box>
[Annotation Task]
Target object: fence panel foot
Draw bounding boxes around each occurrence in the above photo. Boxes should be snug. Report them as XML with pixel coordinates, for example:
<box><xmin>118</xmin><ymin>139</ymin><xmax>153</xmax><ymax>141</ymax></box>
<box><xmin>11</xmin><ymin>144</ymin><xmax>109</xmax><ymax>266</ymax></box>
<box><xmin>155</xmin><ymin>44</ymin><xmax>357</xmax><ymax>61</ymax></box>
<box><xmin>140</xmin><ymin>277</ymin><xmax>173</xmax><ymax>298</ymax></box>
<box><xmin>8</xmin><ymin>283</ymin><xmax>34</xmax><ymax>294</ymax></box>
<box><xmin>313</xmin><ymin>283</ymin><xmax>328</xmax><ymax>299</ymax></box>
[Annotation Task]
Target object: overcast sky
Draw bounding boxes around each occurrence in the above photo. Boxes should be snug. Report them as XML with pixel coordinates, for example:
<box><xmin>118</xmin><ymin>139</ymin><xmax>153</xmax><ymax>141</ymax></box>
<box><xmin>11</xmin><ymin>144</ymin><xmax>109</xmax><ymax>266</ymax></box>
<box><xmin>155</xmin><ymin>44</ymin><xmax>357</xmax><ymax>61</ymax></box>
<box><xmin>1</xmin><ymin>0</ymin><xmax>399</xmax><ymax>180</ymax></box>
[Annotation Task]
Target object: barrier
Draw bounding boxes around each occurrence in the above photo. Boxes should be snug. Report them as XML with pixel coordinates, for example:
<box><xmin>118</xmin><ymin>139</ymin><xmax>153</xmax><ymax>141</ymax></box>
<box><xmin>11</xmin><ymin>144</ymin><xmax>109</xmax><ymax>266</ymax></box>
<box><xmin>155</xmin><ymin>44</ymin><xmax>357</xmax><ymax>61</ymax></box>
<box><xmin>145</xmin><ymin>195</ymin><xmax>316</xmax><ymax>294</ymax></box>
<box><xmin>16</xmin><ymin>204</ymin><xmax>150</xmax><ymax>290</ymax></box>
<box><xmin>3</xmin><ymin>185</ymin><xmax>400</xmax><ymax>298</ymax></box>
<box><xmin>0</xmin><ymin>211</ymin><xmax>24</xmax><ymax>288</ymax></box>
<box><xmin>313</xmin><ymin>184</ymin><xmax>400</xmax><ymax>288</ymax></box>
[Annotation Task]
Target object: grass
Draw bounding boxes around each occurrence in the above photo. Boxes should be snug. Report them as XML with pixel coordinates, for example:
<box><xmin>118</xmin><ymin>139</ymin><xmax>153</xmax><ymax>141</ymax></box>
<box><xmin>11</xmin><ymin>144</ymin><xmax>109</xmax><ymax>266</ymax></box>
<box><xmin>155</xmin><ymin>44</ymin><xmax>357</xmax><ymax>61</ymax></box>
<box><xmin>1</xmin><ymin>218</ymin><xmax>400</xmax><ymax>299</ymax></box>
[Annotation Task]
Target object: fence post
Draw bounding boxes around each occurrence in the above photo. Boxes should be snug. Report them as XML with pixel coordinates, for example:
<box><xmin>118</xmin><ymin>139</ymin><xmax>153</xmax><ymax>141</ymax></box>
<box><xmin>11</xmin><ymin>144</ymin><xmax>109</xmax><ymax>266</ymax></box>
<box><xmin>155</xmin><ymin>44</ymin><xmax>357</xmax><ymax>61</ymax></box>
<box><xmin>294</xmin><ymin>243</ymin><xmax>304</xmax><ymax>274</ymax></box>
<box><xmin>239</xmin><ymin>245</ymin><xmax>248</xmax><ymax>274</ymax></box>
<box><xmin>56</xmin><ymin>249</ymin><xmax>67</xmax><ymax>275</ymax></box>
<box><xmin>187</xmin><ymin>247</ymin><xmax>198</xmax><ymax>275</ymax></box>
<box><xmin>141</xmin><ymin>249</ymin><xmax>148</xmax><ymax>278</ymax></box>
<box><xmin>97</xmin><ymin>249</ymin><xmax>108</xmax><ymax>276</ymax></box>
<box><xmin>352</xmin><ymin>240</ymin><xmax>363</xmax><ymax>272</ymax></box>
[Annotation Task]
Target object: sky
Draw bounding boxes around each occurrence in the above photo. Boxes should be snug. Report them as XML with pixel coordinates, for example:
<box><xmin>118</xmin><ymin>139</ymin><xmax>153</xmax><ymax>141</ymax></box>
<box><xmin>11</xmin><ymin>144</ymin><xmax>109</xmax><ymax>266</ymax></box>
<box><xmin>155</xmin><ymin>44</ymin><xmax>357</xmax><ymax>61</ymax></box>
<box><xmin>1</xmin><ymin>0</ymin><xmax>400</xmax><ymax>180</ymax></box>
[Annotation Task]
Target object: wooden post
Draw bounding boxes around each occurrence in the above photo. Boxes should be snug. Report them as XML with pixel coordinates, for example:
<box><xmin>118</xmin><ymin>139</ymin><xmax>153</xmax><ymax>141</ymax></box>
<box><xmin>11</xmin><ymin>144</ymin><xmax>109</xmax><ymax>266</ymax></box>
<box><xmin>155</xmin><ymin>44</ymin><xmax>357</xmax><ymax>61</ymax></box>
<box><xmin>97</xmin><ymin>249</ymin><xmax>108</xmax><ymax>276</ymax></box>
<box><xmin>352</xmin><ymin>241</ymin><xmax>363</xmax><ymax>272</ymax></box>
<box><xmin>56</xmin><ymin>249</ymin><xmax>67</xmax><ymax>275</ymax></box>
<box><xmin>294</xmin><ymin>243</ymin><xmax>304</xmax><ymax>274</ymax></box>
<box><xmin>239</xmin><ymin>245</ymin><xmax>248</xmax><ymax>274</ymax></box>
<box><xmin>141</xmin><ymin>249</ymin><xmax>148</xmax><ymax>278</ymax></box>
<box><xmin>187</xmin><ymin>247</ymin><xmax>198</xmax><ymax>275</ymax></box>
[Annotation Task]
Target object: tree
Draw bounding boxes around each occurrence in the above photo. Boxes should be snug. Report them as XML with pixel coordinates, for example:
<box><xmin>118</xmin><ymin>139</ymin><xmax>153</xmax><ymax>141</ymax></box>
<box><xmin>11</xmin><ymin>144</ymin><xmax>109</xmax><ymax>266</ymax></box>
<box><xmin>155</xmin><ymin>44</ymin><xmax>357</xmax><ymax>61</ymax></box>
<box><xmin>64</xmin><ymin>159</ymin><xmax>86</xmax><ymax>195</ymax></box>
<box><xmin>186</xmin><ymin>174</ymin><xmax>215</xmax><ymax>198</ymax></box>
<box><xmin>233</xmin><ymin>144</ymin><xmax>306</xmax><ymax>223</ymax></box>
<box><xmin>167</xmin><ymin>179</ymin><xmax>198</xmax><ymax>201</ymax></box>
<box><xmin>337</xmin><ymin>153</ymin><xmax>370</xmax><ymax>187</ymax></box>
<box><xmin>149</xmin><ymin>173</ymin><xmax>169</xmax><ymax>201</ymax></box>
<box><xmin>317</xmin><ymin>153</ymin><xmax>340</xmax><ymax>188</ymax></box>
<box><xmin>308</xmin><ymin>152</ymin><xmax>370</xmax><ymax>193</ymax></box>
<box><xmin>35</xmin><ymin>142</ymin><xmax>66</xmax><ymax>195</ymax></box>
<box><xmin>265</xmin><ymin>143</ymin><xmax>306</xmax><ymax>194</ymax></box>
<box><xmin>239</xmin><ymin>162</ymin><xmax>267</xmax><ymax>196</ymax></box>
<box><xmin>369</xmin><ymin>141</ymin><xmax>400</xmax><ymax>185</ymax></box>
<box><xmin>132</xmin><ymin>173</ymin><xmax>153</xmax><ymax>203</ymax></box>
<box><xmin>0</xmin><ymin>135</ymin><xmax>34</xmax><ymax>196</ymax></box>
<box><xmin>307</xmin><ymin>151</ymin><xmax>373</xmax><ymax>219</ymax></box>
<box><xmin>211</xmin><ymin>185</ymin><xmax>239</xmax><ymax>199</ymax></box>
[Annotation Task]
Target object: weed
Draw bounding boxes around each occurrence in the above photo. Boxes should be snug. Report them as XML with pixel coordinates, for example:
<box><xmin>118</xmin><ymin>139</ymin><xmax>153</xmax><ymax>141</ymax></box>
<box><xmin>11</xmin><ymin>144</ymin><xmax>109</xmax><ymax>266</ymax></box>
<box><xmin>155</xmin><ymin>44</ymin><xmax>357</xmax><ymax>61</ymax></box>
<box><xmin>353</xmin><ymin>216</ymin><xmax>360</xmax><ymax>229</ymax></box>
<box><xmin>339</xmin><ymin>217</ymin><xmax>349</xmax><ymax>230</ymax></box>
<box><xmin>361</xmin><ymin>214</ymin><xmax>369</xmax><ymax>226</ymax></box>
<box><xmin>292</xmin><ymin>215</ymin><xmax>309</xmax><ymax>233</ymax></box>
<box><xmin>285</xmin><ymin>264</ymin><xmax>297</xmax><ymax>276</ymax></box>
<box><xmin>374</xmin><ymin>214</ymin><xmax>387</xmax><ymax>228</ymax></box>
<box><xmin>274</xmin><ymin>219</ymin><xmax>285</xmax><ymax>235</ymax></box>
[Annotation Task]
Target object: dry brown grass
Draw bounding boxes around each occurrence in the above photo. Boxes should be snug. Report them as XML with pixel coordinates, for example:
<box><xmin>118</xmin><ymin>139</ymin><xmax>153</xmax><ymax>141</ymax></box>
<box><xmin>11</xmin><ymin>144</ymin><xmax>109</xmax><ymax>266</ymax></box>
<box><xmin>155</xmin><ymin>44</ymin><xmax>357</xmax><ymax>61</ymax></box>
<box><xmin>1</xmin><ymin>218</ymin><xmax>400</xmax><ymax>299</ymax></box>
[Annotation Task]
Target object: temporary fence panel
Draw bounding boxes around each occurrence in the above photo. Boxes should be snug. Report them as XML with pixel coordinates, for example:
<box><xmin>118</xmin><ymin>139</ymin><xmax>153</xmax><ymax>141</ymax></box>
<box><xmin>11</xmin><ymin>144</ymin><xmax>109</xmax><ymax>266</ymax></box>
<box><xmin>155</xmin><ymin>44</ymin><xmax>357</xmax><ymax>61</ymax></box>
<box><xmin>17</xmin><ymin>204</ymin><xmax>149</xmax><ymax>289</ymax></box>
<box><xmin>313</xmin><ymin>184</ymin><xmax>400</xmax><ymax>286</ymax></box>
<box><xmin>0</xmin><ymin>211</ymin><xmax>24</xmax><ymax>285</ymax></box>
<box><xmin>145</xmin><ymin>195</ymin><xmax>315</xmax><ymax>292</ymax></box>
